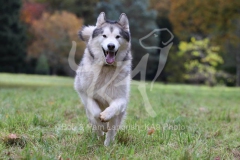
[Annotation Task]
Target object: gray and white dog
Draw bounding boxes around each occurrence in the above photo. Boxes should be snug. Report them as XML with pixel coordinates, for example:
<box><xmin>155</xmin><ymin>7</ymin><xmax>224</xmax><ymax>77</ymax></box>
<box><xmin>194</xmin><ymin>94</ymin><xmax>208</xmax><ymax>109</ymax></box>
<box><xmin>74</xmin><ymin>12</ymin><xmax>132</xmax><ymax>146</ymax></box>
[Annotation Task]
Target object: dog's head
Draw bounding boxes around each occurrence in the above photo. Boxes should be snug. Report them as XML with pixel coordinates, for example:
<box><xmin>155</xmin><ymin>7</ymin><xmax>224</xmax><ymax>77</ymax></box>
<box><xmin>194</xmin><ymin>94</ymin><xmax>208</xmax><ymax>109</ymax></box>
<box><xmin>78</xmin><ymin>12</ymin><xmax>131</xmax><ymax>65</ymax></box>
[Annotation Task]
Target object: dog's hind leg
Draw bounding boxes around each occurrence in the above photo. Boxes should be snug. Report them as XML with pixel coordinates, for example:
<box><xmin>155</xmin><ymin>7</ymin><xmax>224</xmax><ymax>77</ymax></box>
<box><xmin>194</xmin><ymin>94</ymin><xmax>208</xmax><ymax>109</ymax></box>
<box><xmin>104</xmin><ymin>111</ymin><xmax>126</xmax><ymax>146</ymax></box>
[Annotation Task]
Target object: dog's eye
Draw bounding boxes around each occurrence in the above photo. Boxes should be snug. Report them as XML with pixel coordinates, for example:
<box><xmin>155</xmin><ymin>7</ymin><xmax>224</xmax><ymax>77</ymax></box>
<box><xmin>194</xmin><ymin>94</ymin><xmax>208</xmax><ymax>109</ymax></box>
<box><xmin>116</xmin><ymin>35</ymin><xmax>120</xmax><ymax>39</ymax></box>
<box><xmin>102</xmin><ymin>35</ymin><xmax>107</xmax><ymax>38</ymax></box>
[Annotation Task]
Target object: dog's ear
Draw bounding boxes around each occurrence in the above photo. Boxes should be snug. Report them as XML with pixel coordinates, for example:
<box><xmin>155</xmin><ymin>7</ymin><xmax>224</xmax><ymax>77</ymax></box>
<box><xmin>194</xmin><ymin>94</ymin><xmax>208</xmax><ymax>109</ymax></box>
<box><xmin>78</xmin><ymin>25</ymin><xmax>96</xmax><ymax>42</ymax></box>
<box><xmin>118</xmin><ymin>13</ymin><xmax>129</xmax><ymax>31</ymax></box>
<box><xmin>96</xmin><ymin>12</ymin><xmax>106</xmax><ymax>27</ymax></box>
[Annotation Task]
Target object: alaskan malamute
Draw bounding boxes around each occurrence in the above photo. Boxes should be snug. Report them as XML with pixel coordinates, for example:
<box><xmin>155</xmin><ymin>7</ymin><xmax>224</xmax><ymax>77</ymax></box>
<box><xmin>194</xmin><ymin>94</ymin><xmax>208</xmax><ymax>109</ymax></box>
<box><xmin>74</xmin><ymin>12</ymin><xmax>131</xmax><ymax>146</ymax></box>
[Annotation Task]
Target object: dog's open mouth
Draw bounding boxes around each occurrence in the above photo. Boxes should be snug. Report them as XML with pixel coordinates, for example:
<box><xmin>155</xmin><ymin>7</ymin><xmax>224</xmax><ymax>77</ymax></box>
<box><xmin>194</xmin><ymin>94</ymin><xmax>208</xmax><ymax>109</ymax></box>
<box><xmin>102</xmin><ymin>48</ymin><xmax>118</xmax><ymax>65</ymax></box>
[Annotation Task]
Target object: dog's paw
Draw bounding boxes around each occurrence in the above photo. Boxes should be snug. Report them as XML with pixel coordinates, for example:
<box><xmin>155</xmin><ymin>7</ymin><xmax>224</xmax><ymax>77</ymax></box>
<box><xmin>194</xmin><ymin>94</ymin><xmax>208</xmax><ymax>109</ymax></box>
<box><xmin>99</xmin><ymin>111</ymin><xmax>111</xmax><ymax>122</ymax></box>
<box><xmin>104</xmin><ymin>136</ymin><xmax>115</xmax><ymax>146</ymax></box>
<box><xmin>97</xmin><ymin>135</ymin><xmax>105</xmax><ymax>141</ymax></box>
<box><xmin>104</xmin><ymin>138</ymin><xmax>110</xmax><ymax>146</ymax></box>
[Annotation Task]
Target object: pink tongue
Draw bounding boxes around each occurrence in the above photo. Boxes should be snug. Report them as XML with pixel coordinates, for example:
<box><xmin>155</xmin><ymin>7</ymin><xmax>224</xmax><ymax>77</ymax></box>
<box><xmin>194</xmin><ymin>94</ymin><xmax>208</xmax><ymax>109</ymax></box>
<box><xmin>106</xmin><ymin>52</ymin><xmax>115</xmax><ymax>64</ymax></box>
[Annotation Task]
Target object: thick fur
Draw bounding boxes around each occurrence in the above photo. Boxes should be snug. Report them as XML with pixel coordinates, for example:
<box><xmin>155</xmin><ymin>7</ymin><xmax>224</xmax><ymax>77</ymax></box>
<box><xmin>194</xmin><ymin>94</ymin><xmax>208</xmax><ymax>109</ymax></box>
<box><xmin>74</xmin><ymin>12</ymin><xmax>132</xmax><ymax>146</ymax></box>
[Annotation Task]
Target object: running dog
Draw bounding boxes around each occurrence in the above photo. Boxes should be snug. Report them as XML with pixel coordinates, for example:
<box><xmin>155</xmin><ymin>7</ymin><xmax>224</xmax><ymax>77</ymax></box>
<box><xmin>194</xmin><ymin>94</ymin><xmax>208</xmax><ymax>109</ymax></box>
<box><xmin>74</xmin><ymin>12</ymin><xmax>132</xmax><ymax>146</ymax></box>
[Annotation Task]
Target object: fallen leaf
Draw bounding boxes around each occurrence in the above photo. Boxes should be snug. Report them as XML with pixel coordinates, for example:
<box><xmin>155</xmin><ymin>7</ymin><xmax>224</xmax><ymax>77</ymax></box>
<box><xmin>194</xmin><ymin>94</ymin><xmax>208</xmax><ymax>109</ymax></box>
<box><xmin>8</xmin><ymin>134</ymin><xmax>17</xmax><ymax>139</ymax></box>
<box><xmin>58</xmin><ymin>155</ymin><xmax>63</xmax><ymax>160</ymax></box>
<box><xmin>214</xmin><ymin>156</ymin><xmax>220</xmax><ymax>160</ymax></box>
<box><xmin>147</xmin><ymin>128</ymin><xmax>155</xmax><ymax>135</ymax></box>
<box><xmin>48</xmin><ymin>101</ymin><xmax>54</xmax><ymax>105</ymax></box>
<box><xmin>199</xmin><ymin>107</ymin><xmax>208</xmax><ymax>112</ymax></box>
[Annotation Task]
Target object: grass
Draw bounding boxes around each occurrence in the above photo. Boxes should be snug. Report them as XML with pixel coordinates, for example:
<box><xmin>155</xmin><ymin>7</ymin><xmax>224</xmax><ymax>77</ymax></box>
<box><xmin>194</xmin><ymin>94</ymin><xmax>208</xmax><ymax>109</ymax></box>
<box><xmin>0</xmin><ymin>73</ymin><xmax>240</xmax><ymax>159</ymax></box>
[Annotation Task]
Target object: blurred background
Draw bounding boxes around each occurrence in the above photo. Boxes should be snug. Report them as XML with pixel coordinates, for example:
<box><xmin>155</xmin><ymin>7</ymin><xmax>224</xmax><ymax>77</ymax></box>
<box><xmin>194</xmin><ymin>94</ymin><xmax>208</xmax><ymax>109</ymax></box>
<box><xmin>0</xmin><ymin>0</ymin><xmax>240</xmax><ymax>87</ymax></box>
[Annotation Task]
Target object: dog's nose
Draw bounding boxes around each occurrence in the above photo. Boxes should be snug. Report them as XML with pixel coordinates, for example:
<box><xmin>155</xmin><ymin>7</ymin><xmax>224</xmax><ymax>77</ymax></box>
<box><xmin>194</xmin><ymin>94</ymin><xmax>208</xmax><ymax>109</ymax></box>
<box><xmin>107</xmin><ymin>43</ymin><xmax>115</xmax><ymax>50</ymax></box>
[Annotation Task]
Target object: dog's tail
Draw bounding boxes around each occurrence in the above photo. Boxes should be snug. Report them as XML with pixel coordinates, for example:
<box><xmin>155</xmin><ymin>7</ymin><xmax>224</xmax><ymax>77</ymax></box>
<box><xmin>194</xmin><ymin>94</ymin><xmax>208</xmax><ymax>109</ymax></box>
<box><xmin>68</xmin><ymin>26</ymin><xmax>96</xmax><ymax>72</ymax></box>
<box><xmin>78</xmin><ymin>25</ymin><xmax>96</xmax><ymax>43</ymax></box>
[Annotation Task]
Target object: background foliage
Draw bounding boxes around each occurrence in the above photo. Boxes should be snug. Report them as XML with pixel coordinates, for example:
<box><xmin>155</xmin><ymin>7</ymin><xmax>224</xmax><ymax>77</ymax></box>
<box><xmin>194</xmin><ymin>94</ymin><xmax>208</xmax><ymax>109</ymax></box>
<box><xmin>0</xmin><ymin>0</ymin><xmax>27</xmax><ymax>73</ymax></box>
<box><xmin>178</xmin><ymin>38</ymin><xmax>223</xmax><ymax>86</ymax></box>
<box><xmin>28</xmin><ymin>11</ymin><xmax>84</xmax><ymax>76</ymax></box>
<box><xmin>0</xmin><ymin>0</ymin><xmax>240</xmax><ymax>86</ymax></box>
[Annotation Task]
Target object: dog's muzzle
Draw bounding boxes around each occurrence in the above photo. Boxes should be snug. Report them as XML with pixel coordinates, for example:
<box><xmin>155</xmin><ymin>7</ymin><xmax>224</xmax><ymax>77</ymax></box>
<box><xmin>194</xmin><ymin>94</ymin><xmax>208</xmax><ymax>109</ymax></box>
<box><xmin>102</xmin><ymin>48</ymin><xmax>118</xmax><ymax>65</ymax></box>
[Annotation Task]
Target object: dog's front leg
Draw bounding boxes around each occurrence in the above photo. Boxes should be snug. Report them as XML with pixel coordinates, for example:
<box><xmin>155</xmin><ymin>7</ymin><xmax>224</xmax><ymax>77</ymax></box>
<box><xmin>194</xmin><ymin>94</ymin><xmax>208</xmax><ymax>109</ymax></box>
<box><xmin>99</xmin><ymin>98</ymin><xmax>126</xmax><ymax>123</ymax></box>
<box><xmin>80</xmin><ymin>93</ymin><xmax>108</xmax><ymax>138</ymax></box>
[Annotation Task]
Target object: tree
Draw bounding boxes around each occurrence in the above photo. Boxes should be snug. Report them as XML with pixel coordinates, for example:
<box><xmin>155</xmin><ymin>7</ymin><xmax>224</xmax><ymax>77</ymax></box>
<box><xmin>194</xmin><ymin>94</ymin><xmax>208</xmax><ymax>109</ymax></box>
<box><xmin>28</xmin><ymin>11</ymin><xmax>85</xmax><ymax>76</ymax></box>
<box><xmin>35</xmin><ymin>54</ymin><xmax>49</xmax><ymax>74</ymax></box>
<box><xmin>169</xmin><ymin>0</ymin><xmax>240</xmax><ymax>40</ymax></box>
<box><xmin>149</xmin><ymin>0</ymin><xmax>183</xmax><ymax>83</ymax></box>
<box><xmin>235</xmin><ymin>20</ymin><xmax>240</xmax><ymax>86</ymax></box>
<box><xmin>169</xmin><ymin>0</ymin><xmax>240</xmax><ymax>86</ymax></box>
<box><xmin>0</xmin><ymin>0</ymin><xmax>27</xmax><ymax>73</ymax></box>
<box><xmin>34</xmin><ymin>0</ymin><xmax>99</xmax><ymax>24</ymax></box>
<box><xmin>96</xmin><ymin>0</ymin><xmax>159</xmax><ymax>79</ymax></box>
<box><xmin>21</xmin><ymin>1</ymin><xmax>46</xmax><ymax>25</ymax></box>
<box><xmin>178</xmin><ymin>38</ymin><xmax>223</xmax><ymax>86</ymax></box>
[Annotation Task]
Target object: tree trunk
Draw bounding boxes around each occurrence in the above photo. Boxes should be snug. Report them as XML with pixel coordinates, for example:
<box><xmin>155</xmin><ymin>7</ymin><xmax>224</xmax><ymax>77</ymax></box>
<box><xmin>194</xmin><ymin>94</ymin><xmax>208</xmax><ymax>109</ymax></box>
<box><xmin>235</xmin><ymin>19</ymin><xmax>240</xmax><ymax>87</ymax></box>
<box><xmin>237</xmin><ymin>51</ymin><xmax>240</xmax><ymax>86</ymax></box>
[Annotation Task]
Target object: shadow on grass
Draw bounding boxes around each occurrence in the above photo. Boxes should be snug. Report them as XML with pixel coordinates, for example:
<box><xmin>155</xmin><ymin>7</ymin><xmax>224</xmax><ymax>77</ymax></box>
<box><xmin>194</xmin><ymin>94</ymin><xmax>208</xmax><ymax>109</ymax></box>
<box><xmin>0</xmin><ymin>83</ymin><xmax>72</xmax><ymax>89</ymax></box>
<box><xmin>116</xmin><ymin>130</ymin><xmax>136</xmax><ymax>146</ymax></box>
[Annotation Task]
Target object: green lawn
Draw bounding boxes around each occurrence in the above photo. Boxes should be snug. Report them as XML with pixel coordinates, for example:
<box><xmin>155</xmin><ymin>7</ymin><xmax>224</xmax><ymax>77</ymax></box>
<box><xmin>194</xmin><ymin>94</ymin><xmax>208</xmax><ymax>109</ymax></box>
<box><xmin>0</xmin><ymin>73</ymin><xmax>240</xmax><ymax>159</ymax></box>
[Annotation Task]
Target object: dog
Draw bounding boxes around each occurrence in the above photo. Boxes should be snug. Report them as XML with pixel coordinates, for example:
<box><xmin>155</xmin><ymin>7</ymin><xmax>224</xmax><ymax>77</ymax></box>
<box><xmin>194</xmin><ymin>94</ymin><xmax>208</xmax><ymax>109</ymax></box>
<box><xmin>74</xmin><ymin>12</ymin><xmax>132</xmax><ymax>146</ymax></box>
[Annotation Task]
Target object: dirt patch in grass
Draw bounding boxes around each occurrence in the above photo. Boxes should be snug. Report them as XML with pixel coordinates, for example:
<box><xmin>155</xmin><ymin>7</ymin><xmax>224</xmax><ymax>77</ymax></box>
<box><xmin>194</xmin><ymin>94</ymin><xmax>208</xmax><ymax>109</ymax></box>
<box><xmin>2</xmin><ymin>134</ymin><xmax>27</xmax><ymax>148</ymax></box>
